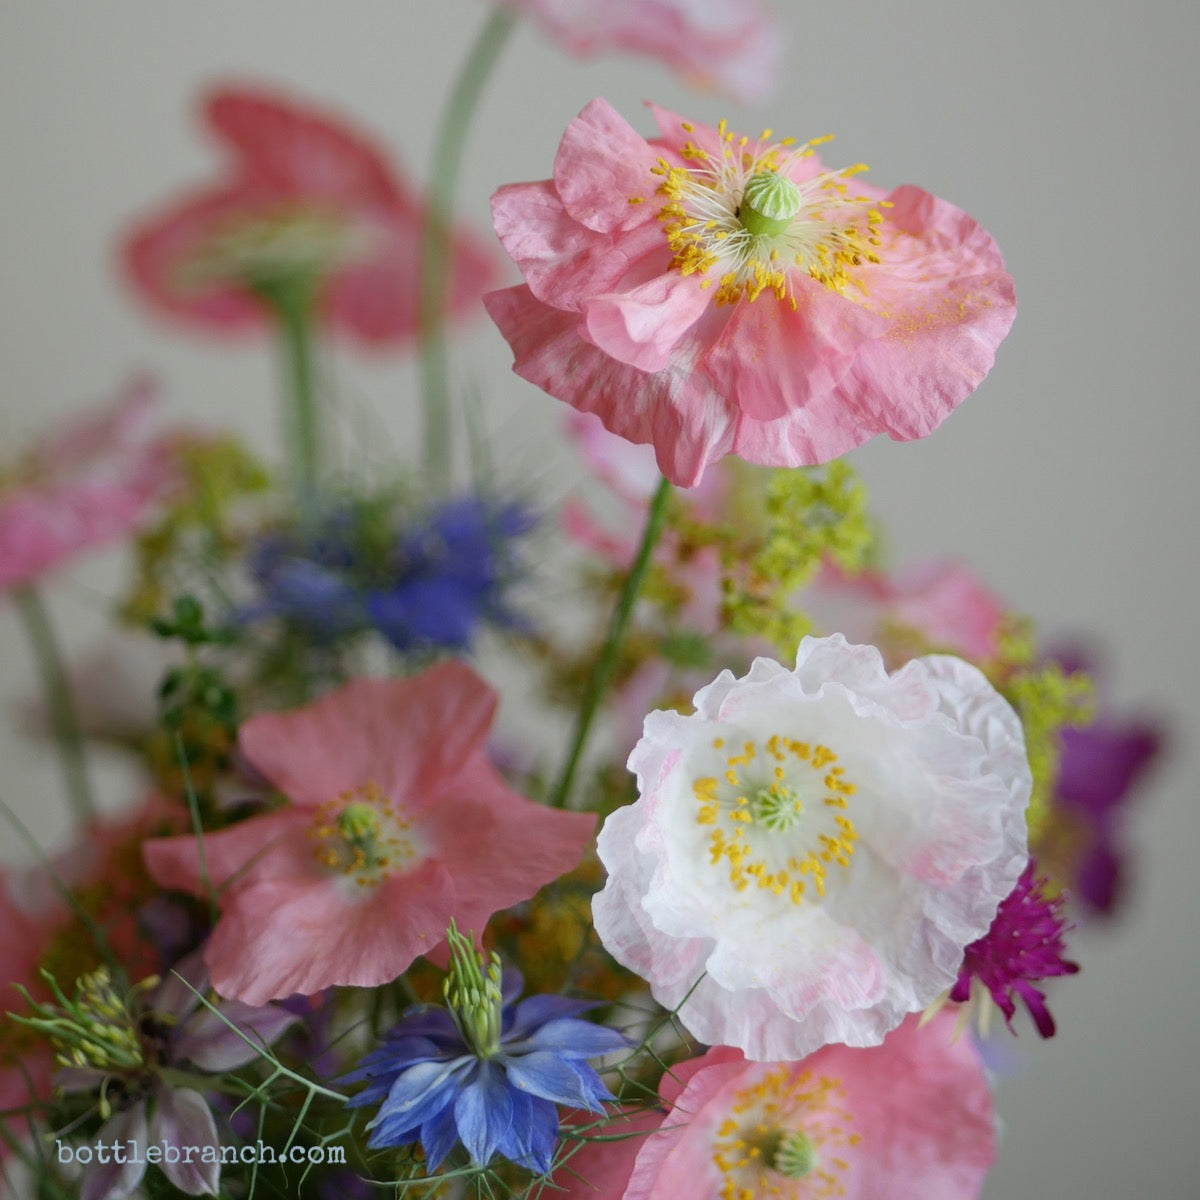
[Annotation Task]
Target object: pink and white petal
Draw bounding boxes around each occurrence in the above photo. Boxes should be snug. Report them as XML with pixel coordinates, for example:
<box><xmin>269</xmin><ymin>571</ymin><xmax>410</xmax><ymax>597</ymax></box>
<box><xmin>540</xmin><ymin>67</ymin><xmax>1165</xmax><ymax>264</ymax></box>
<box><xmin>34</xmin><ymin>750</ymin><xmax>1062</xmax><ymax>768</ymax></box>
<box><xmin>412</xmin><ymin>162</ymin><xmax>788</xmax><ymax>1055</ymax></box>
<box><xmin>552</xmin><ymin>99</ymin><xmax>663</xmax><ymax>233</ymax></box>
<box><xmin>492</xmin><ymin>181</ymin><xmax>664</xmax><ymax>311</ymax></box>
<box><xmin>203</xmin><ymin>859</ymin><xmax>455</xmax><ymax>1004</ymax></box>
<box><xmin>204</xmin><ymin>85</ymin><xmax>406</xmax><ymax>209</ymax></box>
<box><xmin>485</xmin><ymin>284</ymin><xmax>735</xmax><ymax>487</ymax></box>
<box><xmin>143</xmin><ymin>810</ymin><xmax>314</xmax><ymax>896</ymax></box>
<box><xmin>645</xmin><ymin>104</ymin><xmax>726</xmax><ymax>163</ymax></box>
<box><xmin>149</xmin><ymin>1088</ymin><xmax>220</xmax><ymax>1196</ymax></box>
<box><xmin>583</xmin><ymin>272</ymin><xmax>712</xmax><ymax>371</ymax></box>
<box><xmin>173</xmin><ymin>1001</ymin><xmax>299</xmax><ymax>1072</ymax></box>
<box><xmin>81</xmin><ymin>1101</ymin><xmax>150</xmax><ymax>1200</ymax></box>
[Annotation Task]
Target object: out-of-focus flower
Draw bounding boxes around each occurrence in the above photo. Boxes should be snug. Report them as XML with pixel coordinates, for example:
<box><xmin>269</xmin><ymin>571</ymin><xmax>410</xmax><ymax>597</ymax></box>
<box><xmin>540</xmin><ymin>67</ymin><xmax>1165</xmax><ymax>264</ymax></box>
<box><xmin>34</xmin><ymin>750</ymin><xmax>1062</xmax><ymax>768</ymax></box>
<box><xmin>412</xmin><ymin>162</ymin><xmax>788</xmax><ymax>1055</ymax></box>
<box><xmin>805</xmin><ymin>560</ymin><xmax>1007</xmax><ymax>667</ymax></box>
<box><xmin>1047</xmin><ymin>648</ymin><xmax>1164</xmax><ymax>918</ymax></box>
<box><xmin>242</xmin><ymin>494</ymin><xmax>536</xmax><ymax>652</ymax></box>
<box><xmin>592</xmin><ymin>634</ymin><xmax>1030</xmax><ymax>1060</ymax></box>
<box><xmin>486</xmin><ymin>101</ymin><xmax>1015</xmax><ymax>486</ymax></box>
<box><xmin>45</xmin><ymin>953</ymin><xmax>295</xmax><ymax>1200</ymax></box>
<box><xmin>123</xmin><ymin>84</ymin><xmax>497</xmax><ymax>345</ymax></box>
<box><xmin>344</xmin><ymin>930</ymin><xmax>627</xmax><ymax>1174</ymax></box>
<box><xmin>555</xmin><ymin>1010</ymin><xmax>995</xmax><ymax>1200</ymax></box>
<box><xmin>144</xmin><ymin>663</ymin><xmax>595</xmax><ymax>1004</ymax></box>
<box><xmin>949</xmin><ymin>860</ymin><xmax>1078</xmax><ymax>1037</ymax></box>
<box><xmin>0</xmin><ymin>378</ymin><xmax>178</xmax><ymax>592</ymax></box>
<box><xmin>501</xmin><ymin>0</ymin><xmax>779</xmax><ymax>104</ymax></box>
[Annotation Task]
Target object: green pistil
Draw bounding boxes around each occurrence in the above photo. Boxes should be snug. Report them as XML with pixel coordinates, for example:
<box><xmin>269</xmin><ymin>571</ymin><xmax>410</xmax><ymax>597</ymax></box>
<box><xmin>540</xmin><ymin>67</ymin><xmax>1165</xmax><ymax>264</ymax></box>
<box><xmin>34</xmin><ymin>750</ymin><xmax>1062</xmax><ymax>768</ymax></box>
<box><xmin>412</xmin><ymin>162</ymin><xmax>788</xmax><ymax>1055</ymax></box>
<box><xmin>769</xmin><ymin>1129</ymin><xmax>818</xmax><ymax>1179</ymax></box>
<box><xmin>750</xmin><ymin>784</ymin><xmax>803</xmax><ymax>833</ymax></box>
<box><xmin>443</xmin><ymin>921</ymin><xmax>504</xmax><ymax>1058</ymax></box>
<box><xmin>739</xmin><ymin>171</ymin><xmax>803</xmax><ymax>239</ymax></box>
<box><xmin>337</xmin><ymin>802</ymin><xmax>382</xmax><ymax>869</ymax></box>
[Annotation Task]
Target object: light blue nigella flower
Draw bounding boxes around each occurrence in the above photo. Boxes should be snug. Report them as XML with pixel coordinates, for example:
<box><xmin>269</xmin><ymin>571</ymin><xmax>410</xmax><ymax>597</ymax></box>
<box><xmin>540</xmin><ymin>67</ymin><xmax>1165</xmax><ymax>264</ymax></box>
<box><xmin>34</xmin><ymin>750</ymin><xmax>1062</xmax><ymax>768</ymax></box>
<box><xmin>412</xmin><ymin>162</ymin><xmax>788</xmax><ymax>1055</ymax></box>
<box><xmin>342</xmin><ymin>928</ymin><xmax>628</xmax><ymax>1175</ymax></box>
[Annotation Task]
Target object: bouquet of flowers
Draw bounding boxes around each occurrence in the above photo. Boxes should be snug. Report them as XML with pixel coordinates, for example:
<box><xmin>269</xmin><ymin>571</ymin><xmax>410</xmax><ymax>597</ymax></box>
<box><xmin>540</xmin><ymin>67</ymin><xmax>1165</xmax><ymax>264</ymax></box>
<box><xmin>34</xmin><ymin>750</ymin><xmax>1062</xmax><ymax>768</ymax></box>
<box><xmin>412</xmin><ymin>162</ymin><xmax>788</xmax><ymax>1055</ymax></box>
<box><xmin>0</xmin><ymin>3</ymin><xmax>1165</xmax><ymax>1197</ymax></box>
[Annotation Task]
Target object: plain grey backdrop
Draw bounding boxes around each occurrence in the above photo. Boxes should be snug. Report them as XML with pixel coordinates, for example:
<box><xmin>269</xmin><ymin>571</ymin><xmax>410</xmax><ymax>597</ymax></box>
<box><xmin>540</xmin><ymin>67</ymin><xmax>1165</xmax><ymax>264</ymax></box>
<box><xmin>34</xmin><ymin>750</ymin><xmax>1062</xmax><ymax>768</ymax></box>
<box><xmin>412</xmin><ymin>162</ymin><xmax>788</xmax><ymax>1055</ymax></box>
<box><xmin>2</xmin><ymin>2</ymin><xmax>1197</xmax><ymax>1196</ymax></box>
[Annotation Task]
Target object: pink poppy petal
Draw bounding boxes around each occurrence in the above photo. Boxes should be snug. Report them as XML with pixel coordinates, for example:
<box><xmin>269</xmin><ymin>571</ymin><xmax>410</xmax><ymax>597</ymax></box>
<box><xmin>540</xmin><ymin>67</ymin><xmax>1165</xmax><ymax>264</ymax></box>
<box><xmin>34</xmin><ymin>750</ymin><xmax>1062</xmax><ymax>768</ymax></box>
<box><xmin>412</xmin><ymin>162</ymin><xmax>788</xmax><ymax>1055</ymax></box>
<box><xmin>238</xmin><ymin>662</ymin><xmax>497</xmax><ymax>807</ymax></box>
<box><xmin>143</xmin><ymin>810</ymin><xmax>313</xmax><ymax>896</ymax></box>
<box><xmin>492</xmin><ymin>181</ymin><xmax>664</xmax><ymax>311</ymax></box>
<box><xmin>205</xmin><ymin>84</ymin><xmax>407</xmax><ymax>208</ymax></box>
<box><xmin>204</xmin><ymin>859</ymin><xmax>455</xmax><ymax>1004</ymax></box>
<box><xmin>706</xmin><ymin>281</ymin><xmax>885</xmax><ymax>424</ymax></box>
<box><xmin>583</xmin><ymin>272</ymin><xmax>712</xmax><ymax>371</ymax></box>
<box><xmin>553</xmin><ymin>99</ymin><xmax>663</xmax><ymax>233</ymax></box>
<box><xmin>484</xmin><ymin>285</ymin><xmax>733</xmax><ymax>487</ymax></box>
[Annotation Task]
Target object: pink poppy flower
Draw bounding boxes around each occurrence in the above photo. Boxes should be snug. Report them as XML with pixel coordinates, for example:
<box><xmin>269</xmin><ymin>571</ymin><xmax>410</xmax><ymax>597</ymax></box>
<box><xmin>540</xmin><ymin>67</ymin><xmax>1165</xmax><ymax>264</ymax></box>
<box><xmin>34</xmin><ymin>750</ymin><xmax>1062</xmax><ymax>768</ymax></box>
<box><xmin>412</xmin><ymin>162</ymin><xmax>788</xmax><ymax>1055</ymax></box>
<box><xmin>501</xmin><ymin>0</ymin><xmax>779</xmax><ymax>104</ymax></box>
<box><xmin>0</xmin><ymin>378</ymin><xmax>177</xmax><ymax>592</ymax></box>
<box><xmin>486</xmin><ymin>100</ymin><xmax>1015</xmax><ymax>486</ymax></box>
<box><xmin>557</xmin><ymin>1011</ymin><xmax>995</xmax><ymax>1200</ymax></box>
<box><xmin>143</xmin><ymin>662</ymin><xmax>595</xmax><ymax>1005</ymax></box>
<box><xmin>123</xmin><ymin>84</ymin><xmax>498</xmax><ymax>345</ymax></box>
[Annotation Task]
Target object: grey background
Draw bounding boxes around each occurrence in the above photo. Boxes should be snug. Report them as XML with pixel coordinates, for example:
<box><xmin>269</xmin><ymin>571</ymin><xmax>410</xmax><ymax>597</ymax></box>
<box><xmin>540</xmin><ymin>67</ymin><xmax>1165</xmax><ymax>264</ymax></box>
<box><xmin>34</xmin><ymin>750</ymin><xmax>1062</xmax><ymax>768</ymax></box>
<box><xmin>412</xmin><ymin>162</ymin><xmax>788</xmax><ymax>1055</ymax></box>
<box><xmin>1</xmin><ymin>2</ymin><xmax>1197</xmax><ymax>1196</ymax></box>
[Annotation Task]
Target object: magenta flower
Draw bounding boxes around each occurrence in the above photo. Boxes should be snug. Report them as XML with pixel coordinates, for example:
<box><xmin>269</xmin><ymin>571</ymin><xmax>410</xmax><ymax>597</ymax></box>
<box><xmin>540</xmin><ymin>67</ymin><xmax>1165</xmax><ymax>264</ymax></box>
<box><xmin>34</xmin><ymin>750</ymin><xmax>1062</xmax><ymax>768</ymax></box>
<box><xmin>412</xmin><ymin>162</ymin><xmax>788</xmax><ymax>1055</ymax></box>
<box><xmin>950</xmin><ymin>860</ymin><xmax>1079</xmax><ymax>1037</ymax></box>
<box><xmin>501</xmin><ymin>0</ymin><xmax>779</xmax><ymax>104</ymax></box>
<box><xmin>144</xmin><ymin>663</ymin><xmax>595</xmax><ymax>1005</ymax></box>
<box><xmin>486</xmin><ymin>101</ymin><xmax>1015</xmax><ymax>486</ymax></box>
<box><xmin>0</xmin><ymin>378</ymin><xmax>176</xmax><ymax>592</ymax></box>
<box><xmin>555</xmin><ymin>1010</ymin><xmax>996</xmax><ymax>1200</ymax></box>
<box><xmin>123</xmin><ymin>84</ymin><xmax>497</xmax><ymax>345</ymax></box>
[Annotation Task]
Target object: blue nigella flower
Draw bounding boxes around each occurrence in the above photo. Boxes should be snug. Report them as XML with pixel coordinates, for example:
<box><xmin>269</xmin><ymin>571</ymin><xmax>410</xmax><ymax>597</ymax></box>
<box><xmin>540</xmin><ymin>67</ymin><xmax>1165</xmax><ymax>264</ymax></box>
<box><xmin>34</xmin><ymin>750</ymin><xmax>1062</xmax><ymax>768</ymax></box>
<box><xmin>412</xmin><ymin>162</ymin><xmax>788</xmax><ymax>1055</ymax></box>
<box><xmin>240</xmin><ymin>493</ymin><xmax>536</xmax><ymax>652</ymax></box>
<box><xmin>342</xmin><ymin>926</ymin><xmax>628</xmax><ymax>1175</ymax></box>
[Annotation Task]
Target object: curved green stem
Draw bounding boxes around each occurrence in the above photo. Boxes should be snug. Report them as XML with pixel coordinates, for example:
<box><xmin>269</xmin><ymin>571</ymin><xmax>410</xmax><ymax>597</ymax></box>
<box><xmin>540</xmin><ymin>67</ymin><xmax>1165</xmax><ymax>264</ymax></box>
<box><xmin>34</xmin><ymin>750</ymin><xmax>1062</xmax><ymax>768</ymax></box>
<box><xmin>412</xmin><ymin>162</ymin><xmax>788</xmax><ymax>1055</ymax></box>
<box><xmin>14</xmin><ymin>586</ymin><xmax>94</xmax><ymax>821</ymax></box>
<box><xmin>272</xmin><ymin>285</ymin><xmax>321</xmax><ymax>499</ymax></box>
<box><xmin>550</xmin><ymin>477</ymin><xmax>673</xmax><ymax>809</ymax></box>
<box><xmin>418</xmin><ymin>7</ymin><xmax>516</xmax><ymax>489</ymax></box>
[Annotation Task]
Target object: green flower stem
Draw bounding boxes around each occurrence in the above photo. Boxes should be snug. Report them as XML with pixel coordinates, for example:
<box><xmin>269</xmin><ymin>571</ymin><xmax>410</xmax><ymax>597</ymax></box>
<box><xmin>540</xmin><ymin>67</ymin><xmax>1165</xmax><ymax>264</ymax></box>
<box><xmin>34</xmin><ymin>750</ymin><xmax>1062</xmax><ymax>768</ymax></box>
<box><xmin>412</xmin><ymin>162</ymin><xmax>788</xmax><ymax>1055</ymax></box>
<box><xmin>13</xmin><ymin>586</ymin><xmax>94</xmax><ymax>822</ymax></box>
<box><xmin>550</xmin><ymin>476</ymin><xmax>673</xmax><ymax>809</ymax></box>
<box><xmin>267</xmin><ymin>283</ymin><xmax>321</xmax><ymax>498</ymax></box>
<box><xmin>418</xmin><ymin>6</ymin><xmax>516</xmax><ymax>489</ymax></box>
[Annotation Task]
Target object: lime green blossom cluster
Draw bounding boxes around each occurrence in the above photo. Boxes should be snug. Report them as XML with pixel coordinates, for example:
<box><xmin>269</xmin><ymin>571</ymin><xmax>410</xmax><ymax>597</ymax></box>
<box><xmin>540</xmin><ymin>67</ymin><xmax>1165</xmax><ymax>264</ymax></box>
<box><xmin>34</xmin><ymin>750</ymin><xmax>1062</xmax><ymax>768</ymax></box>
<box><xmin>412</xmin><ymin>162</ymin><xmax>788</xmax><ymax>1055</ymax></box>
<box><xmin>993</xmin><ymin>622</ymin><xmax>1095</xmax><ymax>838</ymax></box>
<box><xmin>720</xmin><ymin>462</ymin><xmax>875</xmax><ymax>655</ymax></box>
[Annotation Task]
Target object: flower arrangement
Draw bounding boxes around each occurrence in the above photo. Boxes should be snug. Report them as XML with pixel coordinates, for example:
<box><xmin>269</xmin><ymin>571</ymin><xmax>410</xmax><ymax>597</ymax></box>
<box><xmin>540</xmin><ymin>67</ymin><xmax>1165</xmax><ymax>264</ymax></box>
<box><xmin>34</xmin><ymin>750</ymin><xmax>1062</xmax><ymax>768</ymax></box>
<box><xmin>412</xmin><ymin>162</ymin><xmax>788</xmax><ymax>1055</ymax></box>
<box><xmin>0</xmin><ymin>4</ymin><xmax>1167</xmax><ymax>1199</ymax></box>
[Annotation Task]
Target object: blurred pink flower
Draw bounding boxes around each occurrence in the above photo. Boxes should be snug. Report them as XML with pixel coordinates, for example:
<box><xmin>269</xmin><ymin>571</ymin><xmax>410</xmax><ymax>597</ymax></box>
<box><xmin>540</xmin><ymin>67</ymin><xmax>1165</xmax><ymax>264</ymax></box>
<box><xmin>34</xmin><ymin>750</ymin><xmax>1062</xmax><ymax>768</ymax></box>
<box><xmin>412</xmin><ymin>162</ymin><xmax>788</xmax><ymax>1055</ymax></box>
<box><xmin>556</xmin><ymin>1010</ymin><xmax>995</xmax><ymax>1200</ymax></box>
<box><xmin>0</xmin><ymin>378</ymin><xmax>177</xmax><ymax>592</ymax></box>
<box><xmin>806</xmin><ymin>560</ymin><xmax>1007</xmax><ymax>665</ymax></box>
<box><xmin>144</xmin><ymin>662</ymin><xmax>595</xmax><ymax>1005</ymax></box>
<box><xmin>123</xmin><ymin>84</ymin><xmax>498</xmax><ymax>345</ymax></box>
<box><xmin>486</xmin><ymin>101</ymin><xmax>1015</xmax><ymax>486</ymax></box>
<box><xmin>501</xmin><ymin>0</ymin><xmax>779</xmax><ymax>104</ymax></box>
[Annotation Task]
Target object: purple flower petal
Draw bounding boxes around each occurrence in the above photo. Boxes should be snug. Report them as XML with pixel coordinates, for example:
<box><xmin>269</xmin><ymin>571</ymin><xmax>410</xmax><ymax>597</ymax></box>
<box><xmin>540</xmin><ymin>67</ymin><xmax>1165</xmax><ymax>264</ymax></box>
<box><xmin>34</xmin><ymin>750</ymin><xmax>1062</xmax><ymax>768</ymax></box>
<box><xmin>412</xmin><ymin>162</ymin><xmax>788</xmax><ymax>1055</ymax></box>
<box><xmin>81</xmin><ymin>1101</ymin><xmax>149</xmax><ymax>1200</ymax></box>
<box><xmin>173</xmin><ymin>1000</ymin><xmax>298</xmax><ymax>1071</ymax></box>
<box><xmin>149</xmin><ymin>1087</ymin><xmax>221</xmax><ymax>1196</ymax></box>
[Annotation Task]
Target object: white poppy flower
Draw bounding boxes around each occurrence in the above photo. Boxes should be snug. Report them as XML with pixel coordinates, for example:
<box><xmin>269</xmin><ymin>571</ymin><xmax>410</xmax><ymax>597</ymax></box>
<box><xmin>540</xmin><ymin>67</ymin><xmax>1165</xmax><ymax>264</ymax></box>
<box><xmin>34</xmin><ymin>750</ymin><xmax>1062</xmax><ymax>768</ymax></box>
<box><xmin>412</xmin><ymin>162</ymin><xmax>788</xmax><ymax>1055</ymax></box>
<box><xmin>592</xmin><ymin>634</ymin><xmax>1030</xmax><ymax>1060</ymax></box>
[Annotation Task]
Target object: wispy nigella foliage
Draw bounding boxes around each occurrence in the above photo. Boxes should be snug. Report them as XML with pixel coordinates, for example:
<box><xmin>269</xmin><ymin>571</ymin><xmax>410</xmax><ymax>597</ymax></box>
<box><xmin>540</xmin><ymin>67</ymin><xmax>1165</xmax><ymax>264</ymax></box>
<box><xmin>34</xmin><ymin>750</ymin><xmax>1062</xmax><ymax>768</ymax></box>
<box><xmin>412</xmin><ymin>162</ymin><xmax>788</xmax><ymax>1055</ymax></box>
<box><xmin>240</xmin><ymin>492</ymin><xmax>536</xmax><ymax>652</ymax></box>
